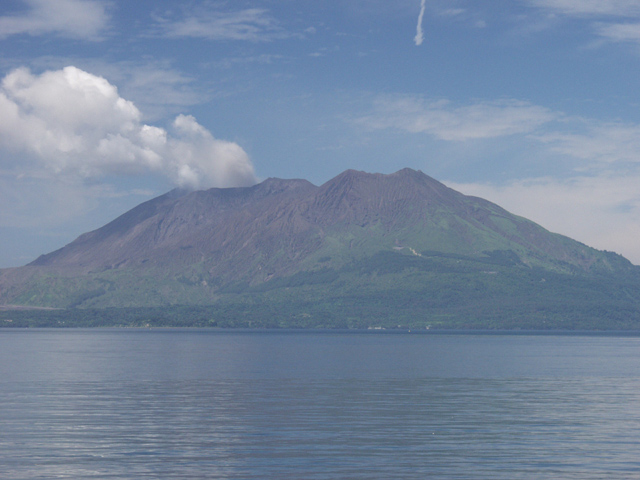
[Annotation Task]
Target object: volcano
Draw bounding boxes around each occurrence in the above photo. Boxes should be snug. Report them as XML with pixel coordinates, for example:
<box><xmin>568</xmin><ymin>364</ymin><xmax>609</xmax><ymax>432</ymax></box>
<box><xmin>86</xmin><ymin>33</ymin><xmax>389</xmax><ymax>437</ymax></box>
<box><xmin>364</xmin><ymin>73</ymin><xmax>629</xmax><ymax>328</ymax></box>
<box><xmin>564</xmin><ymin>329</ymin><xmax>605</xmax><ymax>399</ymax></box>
<box><xmin>2</xmin><ymin>169</ymin><xmax>639</xmax><ymax>330</ymax></box>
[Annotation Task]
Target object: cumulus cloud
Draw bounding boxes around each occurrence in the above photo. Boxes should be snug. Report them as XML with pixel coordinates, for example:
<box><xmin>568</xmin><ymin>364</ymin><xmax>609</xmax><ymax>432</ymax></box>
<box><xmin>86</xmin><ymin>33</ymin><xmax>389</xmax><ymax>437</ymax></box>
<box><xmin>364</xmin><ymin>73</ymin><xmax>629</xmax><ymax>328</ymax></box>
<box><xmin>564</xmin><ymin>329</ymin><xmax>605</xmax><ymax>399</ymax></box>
<box><xmin>158</xmin><ymin>7</ymin><xmax>284</xmax><ymax>41</ymax></box>
<box><xmin>28</xmin><ymin>59</ymin><xmax>207</xmax><ymax>120</ymax></box>
<box><xmin>358</xmin><ymin>95</ymin><xmax>556</xmax><ymax>141</ymax></box>
<box><xmin>414</xmin><ymin>0</ymin><xmax>426</xmax><ymax>46</ymax></box>
<box><xmin>0</xmin><ymin>66</ymin><xmax>257</xmax><ymax>190</ymax></box>
<box><xmin>447</xmin><ymin>174</ymin><xmax>640</xmax><ymax>264</ymax></box>
<box><xmin>0</xmin><ymin>0</ymin><xmax>109</xmax><ymax>40</ymax></box>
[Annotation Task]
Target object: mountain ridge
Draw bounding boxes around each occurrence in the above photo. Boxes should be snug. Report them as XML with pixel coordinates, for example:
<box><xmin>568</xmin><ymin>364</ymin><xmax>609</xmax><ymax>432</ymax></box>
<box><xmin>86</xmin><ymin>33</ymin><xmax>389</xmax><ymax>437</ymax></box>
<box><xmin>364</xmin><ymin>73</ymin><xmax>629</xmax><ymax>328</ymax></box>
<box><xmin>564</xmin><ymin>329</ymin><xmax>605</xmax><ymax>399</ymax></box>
<box><xmin>1</xmin><ymin>168</ymin><xmax>639</xmax><ymax>329</ymax></box>
<box><xmin>25</xmin><ymin>168</ymin><xmax>628</xmax><ymax>275</ymax></box>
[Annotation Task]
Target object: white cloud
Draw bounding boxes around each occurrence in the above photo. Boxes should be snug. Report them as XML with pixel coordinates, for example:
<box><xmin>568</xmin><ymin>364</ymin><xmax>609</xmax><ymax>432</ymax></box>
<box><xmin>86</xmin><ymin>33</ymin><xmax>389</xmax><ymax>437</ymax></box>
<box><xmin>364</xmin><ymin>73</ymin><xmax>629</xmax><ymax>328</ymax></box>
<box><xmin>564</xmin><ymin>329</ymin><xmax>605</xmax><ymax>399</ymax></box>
<box><xmin>0</xmin><ymin>0</ymin><xmax>109</xmax><ymax>40</ymax></box>
<box><xmin>358</xmin><ymin>95</ymin><xmax>556</xmax><ymax>141</ymax></box>
<box><xmin>358</xmin><ymin>94</ymin><xmax>640</xmax><ymax>171</ymax></box>
<box><xmin>24</xmin><ymin>58</ymin><xmax>206</xmax><ymax>120</ymax></box>
<box><xmin>447</xmin><ymin>175</ymin><xmax>640</xmax><ymax>264</ymax></box>
<box><xmin>528</xmin><ymin>0</ymin><xmax>640</xmax><ymax>17</ymax></box>
<box><xmin>0</xmin><ymin>66</ymin><xmax>257</xmax><ymax>190</ymax></box>
<box><xmin>596</xmin><ymin>21</ymin><xmax>640</xmax><ymax>41</ymax></box>
<box><xmin>527</xmin><ymin>0</ymin><xmax>640</xmax><ymax>44</ymax></box>
<box><xmin>414</xmin><ymin>0</ymin><xmax>426</xmax><ymax>46</ymax></box>
<box><xmin>440</xmin><ymin>8</ymin><xmax>466</xmax><ymax>17</ymax></box>
<box><xmin>158</xmin><ymin>7</ymin><xmax>284</xmax><ymax>42</ymax></box>
<box><xmin>168</xmin><ymin>114</ymin><xmax>257</xmax><ymax>189</ymax></box>
<box><xmin>536</xmin><ymin>122</ymin><xmax>640</xmax><ymax>164</ymax></box>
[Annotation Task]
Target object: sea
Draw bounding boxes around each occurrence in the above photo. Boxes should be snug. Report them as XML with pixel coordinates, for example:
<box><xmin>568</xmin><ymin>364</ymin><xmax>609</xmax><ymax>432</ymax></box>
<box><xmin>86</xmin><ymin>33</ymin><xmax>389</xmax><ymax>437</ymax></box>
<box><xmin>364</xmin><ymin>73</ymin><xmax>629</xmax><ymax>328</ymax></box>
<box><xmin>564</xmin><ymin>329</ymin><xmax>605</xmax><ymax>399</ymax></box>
<box><xmin>1</xmin><ymin>329</ymin><xmax>640</xmax><ymax>479</ymax></box>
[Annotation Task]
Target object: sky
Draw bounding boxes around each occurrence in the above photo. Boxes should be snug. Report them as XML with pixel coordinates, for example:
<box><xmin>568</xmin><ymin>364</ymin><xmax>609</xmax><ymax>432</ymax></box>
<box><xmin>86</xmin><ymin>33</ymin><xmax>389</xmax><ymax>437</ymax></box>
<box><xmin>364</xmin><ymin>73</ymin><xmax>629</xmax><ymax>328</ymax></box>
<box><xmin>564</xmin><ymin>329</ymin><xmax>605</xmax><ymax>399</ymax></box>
<box><xmin>2</xmin><ymin>0</ymin><xmax>640</xmax><ymax>267</ymax></box>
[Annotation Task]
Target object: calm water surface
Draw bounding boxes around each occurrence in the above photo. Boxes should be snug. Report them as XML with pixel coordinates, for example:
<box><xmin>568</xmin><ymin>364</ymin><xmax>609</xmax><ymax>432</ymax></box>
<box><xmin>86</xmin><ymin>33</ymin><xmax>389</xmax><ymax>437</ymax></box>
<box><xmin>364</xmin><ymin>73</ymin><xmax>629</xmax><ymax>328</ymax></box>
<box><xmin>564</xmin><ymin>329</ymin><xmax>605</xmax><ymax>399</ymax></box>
<box><xmin>1</xmin><ymin>329</ymin><xmax>640</xmax><ymax>479</ymax></box>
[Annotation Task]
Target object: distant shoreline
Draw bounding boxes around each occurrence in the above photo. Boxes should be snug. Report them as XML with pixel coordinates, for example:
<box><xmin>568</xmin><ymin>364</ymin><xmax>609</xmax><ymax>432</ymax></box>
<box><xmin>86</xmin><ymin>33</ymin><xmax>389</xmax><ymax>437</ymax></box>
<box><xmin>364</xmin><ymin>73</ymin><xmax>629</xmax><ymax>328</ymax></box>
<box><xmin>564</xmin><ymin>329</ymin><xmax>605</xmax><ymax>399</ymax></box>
<box><xmin>2</xmin><ymin>326</ymin><xmax>640</xmax><ymax>336</ymax></box>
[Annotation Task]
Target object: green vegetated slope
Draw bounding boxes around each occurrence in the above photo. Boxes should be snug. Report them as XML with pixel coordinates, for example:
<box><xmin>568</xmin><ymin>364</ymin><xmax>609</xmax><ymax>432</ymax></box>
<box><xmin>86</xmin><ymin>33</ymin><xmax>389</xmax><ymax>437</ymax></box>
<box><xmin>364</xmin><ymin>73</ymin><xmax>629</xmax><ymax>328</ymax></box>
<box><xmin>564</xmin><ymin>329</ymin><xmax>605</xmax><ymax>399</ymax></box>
<box><xmin>1</xmin><ymin>168</ymin><xmax>640</xmax><ymax>329</ymax></box>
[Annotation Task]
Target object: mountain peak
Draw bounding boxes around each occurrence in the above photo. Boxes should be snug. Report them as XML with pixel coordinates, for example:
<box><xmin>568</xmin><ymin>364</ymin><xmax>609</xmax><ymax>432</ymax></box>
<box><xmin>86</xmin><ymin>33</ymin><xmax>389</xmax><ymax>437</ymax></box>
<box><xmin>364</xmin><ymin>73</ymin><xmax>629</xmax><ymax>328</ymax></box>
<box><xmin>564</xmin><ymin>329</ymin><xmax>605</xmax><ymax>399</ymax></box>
<box><xmin>324</xmin><ymin>168</ymin><xmax>444</xmax><ymax>188</ymax></box>
<box><xmin>392</xmin><ymin>167</ymin><xmax>422</xmax><ymax>176</ymax></box>
<box><xmin>255</xmin><ymin>177</ymin><xmax>316</xmax><ymax>195</ymax></box>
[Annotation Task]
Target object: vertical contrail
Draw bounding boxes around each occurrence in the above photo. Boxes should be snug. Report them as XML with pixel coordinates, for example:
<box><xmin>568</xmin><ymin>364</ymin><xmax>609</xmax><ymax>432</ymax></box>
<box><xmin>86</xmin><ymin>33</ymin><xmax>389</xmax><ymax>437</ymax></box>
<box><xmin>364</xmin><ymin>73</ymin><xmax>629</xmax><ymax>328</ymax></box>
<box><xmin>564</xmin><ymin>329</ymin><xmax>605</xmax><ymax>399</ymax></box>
<box><xmin>414</xmin><ymin>0</ymin><xmax>426</xmax><ymax>46</ymax></box>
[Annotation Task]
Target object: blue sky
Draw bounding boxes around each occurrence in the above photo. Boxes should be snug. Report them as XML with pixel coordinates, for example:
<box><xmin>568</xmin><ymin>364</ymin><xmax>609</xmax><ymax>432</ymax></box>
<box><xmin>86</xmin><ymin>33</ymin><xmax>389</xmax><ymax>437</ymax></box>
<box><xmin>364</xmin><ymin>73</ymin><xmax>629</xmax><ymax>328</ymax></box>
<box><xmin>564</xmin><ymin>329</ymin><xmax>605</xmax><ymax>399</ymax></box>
<box><xmin>2</xmin><ymin>0</ymin><xmax>640</xmax><ymax>267</ymax></box>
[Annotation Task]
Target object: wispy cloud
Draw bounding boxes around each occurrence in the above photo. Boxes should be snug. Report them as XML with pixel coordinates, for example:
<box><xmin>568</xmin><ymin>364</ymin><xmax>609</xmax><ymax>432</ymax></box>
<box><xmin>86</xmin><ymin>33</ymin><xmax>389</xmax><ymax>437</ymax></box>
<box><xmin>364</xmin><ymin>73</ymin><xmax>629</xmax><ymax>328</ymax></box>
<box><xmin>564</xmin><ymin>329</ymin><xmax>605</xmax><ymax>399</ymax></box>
<box><xmin>440</xmin><ymin>8</ymin><xmax>467</xmax><ymax>17</ymax></box>
<box><xmin>535</xmin><ymin>121</ymin><xmax>640</xmax><ymax>164</ymax></box>
<box><xmin>157</xmin><ymin>6</ymin><xmax>285</xmax><ymax>42</ymax></box>
<box><xmin>358</xmin><ymin>94</ymin><xmax>640</xmax><ymax>166</ymax></box>
<box><xmin>414</xmin><ymin>0</ymin><xmax>427</xmax><ymax>46</ymax></box>
<box><xmin>527</xmin><ymin>0</ymin><xmax>640</xmax><ymax>44</ymax></box>
<box><xmin>0</xmin><ymin>0</ymin><xmax>109</xmax><ymax>40</ymax></box>
<box><xmin>596</xmin><ymin>21</ymin><xmax>640</xmax><ymax>42</ymax></box>
<box><xmin>528</xmin><ymin>0</ymin><xmax>640</xmax><ymax>17</ymax></box>
<box><xmin>211</xmin><ymin>53</ymin><xmax>287</xmax><ymax>69</ymax></box>
<box><xmin>359</xmin><ymin>93</ymin><xmax>640</xmax><ymax>171</ymax></box>
<box><xmin>358</xmin><ymin>95</ymin><xmax>556</xmax><ymax>141</ymax></box>
<box><xmin>88</xmin><ymin>61</ymin><xmax>205</xmax><ymax>121</ymax></box>
<box><xmin>0</xmin><ymin>66</ymin><xmax>257</xmax><ymax>190</ymax></box>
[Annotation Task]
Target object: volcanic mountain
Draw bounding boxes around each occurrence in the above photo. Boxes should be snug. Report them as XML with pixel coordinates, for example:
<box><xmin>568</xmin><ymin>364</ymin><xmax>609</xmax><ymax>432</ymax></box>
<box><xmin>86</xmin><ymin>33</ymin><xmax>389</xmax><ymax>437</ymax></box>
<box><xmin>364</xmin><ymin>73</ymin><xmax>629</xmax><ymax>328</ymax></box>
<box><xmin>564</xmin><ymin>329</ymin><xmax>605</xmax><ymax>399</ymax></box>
<box><xmin>2</xmin><ymin>168</ymin><xmax>639</xmax><ymax>329</ymax></box>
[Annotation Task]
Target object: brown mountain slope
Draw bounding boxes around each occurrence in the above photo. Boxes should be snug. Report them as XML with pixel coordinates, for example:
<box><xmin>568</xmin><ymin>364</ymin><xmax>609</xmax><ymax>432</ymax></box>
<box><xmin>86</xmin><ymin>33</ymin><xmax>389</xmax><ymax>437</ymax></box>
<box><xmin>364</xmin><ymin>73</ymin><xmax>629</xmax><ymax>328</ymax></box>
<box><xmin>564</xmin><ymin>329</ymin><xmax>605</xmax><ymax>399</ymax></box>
<box><xmin>28</xmin><ymin>168</ymin><xmax>627</xmax><ymax>273</ymax></box>
<box><xmin>0</xmin><ymin>168</ymin><xmax>635</xmax><ymax>310</ymax></box>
